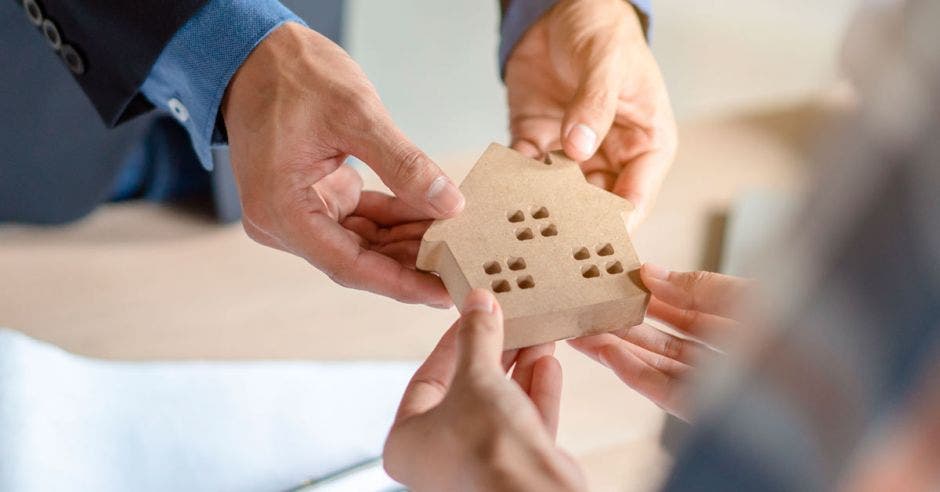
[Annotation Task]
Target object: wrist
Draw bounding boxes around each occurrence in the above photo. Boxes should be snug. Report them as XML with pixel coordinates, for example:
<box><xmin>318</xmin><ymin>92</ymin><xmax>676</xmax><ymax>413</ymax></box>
<box><xmin>470</xmin><ymin>439</ymin><xmax>583</xmax><ymax>492</ymax></box>
<box><xmin>140</xmin><ymin>0</ymin><xmax>302</xmax><ymax>170</ymax></box>
<box><xmin>222</xmin><ymin>22</ymin><xmax>305</xmax><ymax>127</ymax></box>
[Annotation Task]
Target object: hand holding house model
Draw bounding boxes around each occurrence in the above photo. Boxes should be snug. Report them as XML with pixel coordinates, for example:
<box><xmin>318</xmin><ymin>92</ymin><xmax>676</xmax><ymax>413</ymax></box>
<box><xmin>417</xmin><ymin>144</ymin><xmax>650</xmax><ymax>349</ymax></box>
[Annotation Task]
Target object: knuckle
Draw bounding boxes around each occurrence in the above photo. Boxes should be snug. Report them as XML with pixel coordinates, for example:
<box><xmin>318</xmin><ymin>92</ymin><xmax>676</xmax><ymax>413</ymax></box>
<box><xmin>240</xmin><ymin>208</ymin><xmax>275</xmax><ymax>243</ymax></box>
<box><xmin>576</xmin><ymin>89</ymin><xmax>614</xmax><ymax>122</ymax></box>
<box><xmin>663</xmin><ymin>121</ymin><xmax>679</xmax><ymax>152</ymax></box>
<box><xmin>241</xmin><ymin>224</ymin><xmax>266</xmax><ymax>247</ymax></box>
<box><xmin>390</xmin><ymin>145</ymin><xmax>432</xmax><ymax>185</ymax></box>
<box><xmin>649</xmin><ymin>122</ymin><xmax>679</xmax><ymax>158</ymax></box>
<box><xmin>334</xmin><ymin>88</ymin><xmax>381</xmax><ymax>133</ymax></box>
<box><xmin>651</xmin><ymin>354</ymin><xmax>670</xmax><ymax>373</ymax></box>
<box><xmin>661</xmin><ymin>376</ymin><xmax>684</xmax><ymax>408</ymax></box>
<box><xmin>381</xmin><ymin>458</ymin><xmax>399</xmax><ymax>482</ymax></box>
<box><xmin>336</xmin><ymin>85</ymin><xmax>373</xmax><ymax>113</ymax></box>
<box><xmin>683</xmin><ymin>271</ymin><xmax>711</xmax><ymax>309</ymax></box>
<box><xmin>382</xmin><ymin>433</ymin><xmax>408</xmax><ymax>481</ymax></box>
<box><xmin>333</xmin><ymin>275</ymin><xmax>351</xmax><ymax>289</ymax></box>
<box><xmin>468</xmin><ymin>428</ymin><xmax>512</xmax><ymax>465</ymax></box>
<box><xmin>326</xmin><ymin>267</ymin><xmax>353</xmax><ymax>288</ymax></box>
<box><xmin>241</xmin><ymin>204</ymin><xmax>267</xmax><ymax>228</ymax></box>
<box><xmin>461</xmin><ymin>313</ymin><xmax>499</xmax><ymax>338</ymax></box>
<box><xmin>662</xmin><ymin>335</ymin><xmax>683</xmax><ymax>361</ymax></box>
<box><xmin>410</xmin><ymin>375</ymin><xmax>450</xmax><ymax>398</ymax></box>
<box><xmin>458</xmin><ymin>375</ymin><xmax>491</xmax><ymax>398</ymax></box>
<box><xmin>677</xmin><ymin>307</ymin><xmax>699</xmax><ymax>332</ymax></box>
<box><xmin>636</xmin><ymin>361</ymin><xmax>661</xmax><ymax>387</ymax></box>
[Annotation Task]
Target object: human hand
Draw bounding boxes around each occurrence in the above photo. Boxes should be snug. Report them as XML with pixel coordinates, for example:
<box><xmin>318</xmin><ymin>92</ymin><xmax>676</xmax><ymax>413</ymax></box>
<box><xmin>384</xmin><ymin>289</ymin><xmax>586</xmax><ymax>492</ymax></box>
<box><xmin>569</xmin><ymin>264</ymin><xmax>753</xmax><ymax>421</ymax></box>
<box><xmin>505</xmin><ymin>0</ymin><xmax>677</xmax><ymax>230</ymax></box>
<box><xmin>222</xmin><ymin>23</ymin><xmax>464</xmax><ymax>307</ymax></box>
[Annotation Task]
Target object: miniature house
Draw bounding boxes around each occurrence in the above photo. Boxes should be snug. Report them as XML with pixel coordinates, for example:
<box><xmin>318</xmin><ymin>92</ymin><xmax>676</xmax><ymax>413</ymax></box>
<box><xmin>417</xmin><ymin>143</ymin><xmax>650</xmax><ymax>349</ymax></box>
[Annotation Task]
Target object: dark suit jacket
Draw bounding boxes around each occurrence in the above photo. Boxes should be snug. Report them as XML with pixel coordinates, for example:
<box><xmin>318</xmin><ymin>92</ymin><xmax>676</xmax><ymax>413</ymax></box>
<box><xmin>0</xmin><ymin>0</ymin><xmax>342</xmax><ymax>223</ymax></box>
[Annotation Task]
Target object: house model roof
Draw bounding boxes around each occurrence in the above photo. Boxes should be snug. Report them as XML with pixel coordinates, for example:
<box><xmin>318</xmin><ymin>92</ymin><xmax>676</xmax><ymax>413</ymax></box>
<box><xmin>417</xmin><ymin>143</ymin><xmax>649</xmax><ymax>349</ymax></box>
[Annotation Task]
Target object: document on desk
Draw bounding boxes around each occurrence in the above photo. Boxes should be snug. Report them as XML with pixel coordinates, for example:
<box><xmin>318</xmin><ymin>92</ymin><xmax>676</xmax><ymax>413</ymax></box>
<box><xmin>0</xmin><ymin>328</ymin><xmax>416</xmax><ymax>492</ymax></box>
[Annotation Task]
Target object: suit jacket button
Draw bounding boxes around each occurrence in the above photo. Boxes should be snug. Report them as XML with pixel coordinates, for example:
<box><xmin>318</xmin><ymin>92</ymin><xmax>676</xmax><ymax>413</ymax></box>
<box><xmin>42</xmin><ymin>19</ymin><xmax>61</xmax><ymax>50</ymax></box>
<box><xmin>22</xmin><ymin>0</ymin><xmax>43</xmax><ymax>26</ymax></box>
<box><xmin>60</xmin><ymin>44</ymin><xmax>85</xmax><ymax>75</ymax></box>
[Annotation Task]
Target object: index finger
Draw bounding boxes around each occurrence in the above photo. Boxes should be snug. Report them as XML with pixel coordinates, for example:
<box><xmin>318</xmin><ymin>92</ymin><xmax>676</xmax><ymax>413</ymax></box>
<box><xmin>355</xmin><ymin>191</ymin><xmax>435</xmax><ymax>226</ymax></box>
<box><xmin>394</xmin><ymin>322</ymin><xmax>460</xmax><ymax>424</ymax></box>
<box><xmin>283</xmin><ymin>211</ymin><xmax>451</xmax><ymax>307</ymax></box>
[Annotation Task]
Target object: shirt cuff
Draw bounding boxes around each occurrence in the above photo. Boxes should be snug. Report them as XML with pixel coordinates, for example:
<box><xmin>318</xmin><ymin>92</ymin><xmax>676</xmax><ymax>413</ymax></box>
<box><xmin>498</xmin><ymin>0</ymin><xmax>653</xmax><ymax>78</ymax></box>
<box><xmin>140</xmin><ymin>0</ymin><xmax>304</xmax><ymax>170</ymax></box>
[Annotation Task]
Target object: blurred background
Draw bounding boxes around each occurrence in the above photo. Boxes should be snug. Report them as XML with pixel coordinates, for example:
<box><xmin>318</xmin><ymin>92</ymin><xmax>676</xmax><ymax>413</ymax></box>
<box><xmin>349</xmin><ymin>0</ymin><xmax>856</xmax><ymax>156</ymax></box>
<box><xmin>0</xmin><ymin>1</ymin><xmax>864</xmax><ymax>490</ymax></box>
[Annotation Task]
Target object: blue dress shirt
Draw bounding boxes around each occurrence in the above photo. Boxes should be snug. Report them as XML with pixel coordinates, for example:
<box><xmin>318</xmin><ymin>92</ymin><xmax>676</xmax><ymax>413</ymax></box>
<box><xmin>141</xmin><ymin>0</ymin><xmax>303</xmax><ymax>171</ymax></box>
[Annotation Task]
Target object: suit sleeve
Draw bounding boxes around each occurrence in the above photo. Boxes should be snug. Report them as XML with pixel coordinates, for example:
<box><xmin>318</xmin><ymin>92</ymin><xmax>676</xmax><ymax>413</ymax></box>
<box><xmin>14</xmin><ymin>0</ymin><xmax>210</xmax><ymax>127</ymax></box>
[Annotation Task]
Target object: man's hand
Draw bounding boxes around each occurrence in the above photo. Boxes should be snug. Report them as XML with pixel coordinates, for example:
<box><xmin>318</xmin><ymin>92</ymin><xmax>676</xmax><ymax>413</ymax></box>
<box><xmin>570</xmin><ymin>264</ymin><xmax>753</xmax><ymax>421</ymax></box>
<box><xmin>505</xmin><ymin>0</ymin><xmax>677</xmax><ymax>230</ymax></box>
<box><xmin>384</xmin><ymin>289</ymin><xmax>586</xmax><ymax>492</ymax></box>
<box><xmin>222</xmin><ymin>23</ymin><xmax>465</xmax><ymax>306</ymax></box>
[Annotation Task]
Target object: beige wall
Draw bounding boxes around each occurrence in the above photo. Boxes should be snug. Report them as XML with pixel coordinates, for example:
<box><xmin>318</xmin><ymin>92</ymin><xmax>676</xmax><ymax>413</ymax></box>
<box><xmin>346</xmin><ymin>0</ymin><xmax>857</xmax><ymax>157</ymax></box>
<box><xmin>651</xmin><ymin>0</ymin><xmax>856</xmax><ymax>118</ymax></box>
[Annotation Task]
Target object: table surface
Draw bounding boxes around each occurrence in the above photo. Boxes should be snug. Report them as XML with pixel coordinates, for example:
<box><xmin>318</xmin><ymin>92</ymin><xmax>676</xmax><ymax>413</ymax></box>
<box><xmin>0</xmin><ymin>104</ymin><xmax>822</xmax><ymax>491</ymax></box>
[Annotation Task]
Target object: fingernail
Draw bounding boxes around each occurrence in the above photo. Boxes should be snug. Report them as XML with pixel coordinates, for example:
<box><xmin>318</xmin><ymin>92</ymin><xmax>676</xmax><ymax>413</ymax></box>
<box><xmin>643</xmin><ymin>263</ymin><xmax>670</xmax><ymax>281</ymax></box>
<box><xmin>426</xmin><ymin>176</ymin><xmax>465</xmax><ymax>216</ymax></box>
<box><xmin>462</xmin><ymin>289</ymin><xmax>494</xmax><ymax>314</ymax></box>
<box><xmin>567</xmin><ymin>124</ymin><xmax>597</xmax><ymax>158</ymax></box>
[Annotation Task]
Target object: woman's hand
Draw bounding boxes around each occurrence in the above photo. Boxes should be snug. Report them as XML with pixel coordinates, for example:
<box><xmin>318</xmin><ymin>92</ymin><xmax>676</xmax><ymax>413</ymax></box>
<box><xmin>570</xmin><ymin>264</ymin><xmax>753</xmax><ymax>421</ymax></box>
<box><xmin>384</xmin><ymin>289</ymin><xmax>586</xmax><ymax>492</ymax></box>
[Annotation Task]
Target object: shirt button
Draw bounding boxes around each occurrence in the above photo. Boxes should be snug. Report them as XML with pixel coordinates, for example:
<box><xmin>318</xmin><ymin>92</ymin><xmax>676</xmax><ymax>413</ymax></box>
<box><xmin>22</xmin><ymin>0</ymin><xmax>43</xmax><ymax>26</ymax></box>
<box><xmin>41</xmin><ymin>19</ymin><xmax>61</xmax><ymax>50</ymax></box>
<box><xmin>168</xmin><ymin>98</ymin><xmax>190</xmax><ymax>123</ymax></box>
<box><xmin>59</xmin><ymin>44</ymin><xmax>85</xmax><ymax>75</ymax></box>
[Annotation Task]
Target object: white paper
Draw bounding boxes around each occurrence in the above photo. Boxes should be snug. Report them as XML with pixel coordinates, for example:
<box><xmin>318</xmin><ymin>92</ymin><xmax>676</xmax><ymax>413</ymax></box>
<box><xmin>0</xmin><ymin>328</ymin><xmax>417</xmax><ymax>492</ymax></box>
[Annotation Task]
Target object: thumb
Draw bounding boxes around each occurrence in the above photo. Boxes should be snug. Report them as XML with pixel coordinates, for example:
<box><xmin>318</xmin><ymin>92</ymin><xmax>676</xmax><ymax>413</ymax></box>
<box><xmin>455</xmin><ymin>289</ymin><xmax>505</xmax><ymax>376</ymax></box>
<box><xmin>351</xmin><ymin>113</ymin><xmax>464</xmax><ymax>219</ymax></box>
<box><xmin>562</xmin><ymin>54</ymin><xmax>623</xmax><ymax>161</ymax></box>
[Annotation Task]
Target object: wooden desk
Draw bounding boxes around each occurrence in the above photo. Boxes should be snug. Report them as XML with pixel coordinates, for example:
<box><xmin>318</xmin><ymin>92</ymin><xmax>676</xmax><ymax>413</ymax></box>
<box><xmin>0</xmin><ymin>105</ymin><xmax>818</xmax><ymax>491</ymax></box>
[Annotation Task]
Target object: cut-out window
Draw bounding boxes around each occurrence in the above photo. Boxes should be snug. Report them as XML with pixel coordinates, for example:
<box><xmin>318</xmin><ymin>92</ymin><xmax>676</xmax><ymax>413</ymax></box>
<box><xmin>492</xmin><ymin>279</ymin><xmax>511</xmax><ymax>293</ymax></box>
<box><xmin>573</xmin><ymin>247</ymin><xmax>590</xmax><ymax>260</ymax></box>
<box><xmin>540</xmin><ymin>224</ymin><xmax>558</xmax><ymax>237</ymax></box>
<box><xmin>596</xmin><ymin>243</ymin><xmax>614</xmax><ymax>256</ymax></box>
<box><xmin>516</xmin><ymin>275</ymin><xmax>535</xmax><ymax>289</ymax></box>
<box><xmin>516</xmin><ymin>227</ymin><xmax>534</xmax><ymax>241</ymax></box>
<box><xmin>531</xmin><ymin>206</ymin><xmax>549</xmax><ymax>219</ymax></box>
<box><xmin>507</xmin><ymin>210</ymin><xmax>525</xmax><ymax>223</ymax></box>
<box><xmin>581</xmin><ymin>265</ymin><xmax>600</xmax><ymax>278</ymax></box>
<box><xmin>606</xmin><ymin>261</ymin><xmax>624</xmax><ymax>274</ymax></box>
<box><xmin>483</xmin><ymin>261</ymin><xmax>502</xmax><ymax>275</ymax></box>
<box><xmin>508</xmin><ymin>257</ymin><xmax>526</xmax><ymax>271</ymax></box>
